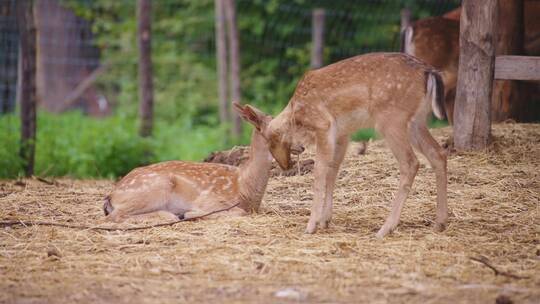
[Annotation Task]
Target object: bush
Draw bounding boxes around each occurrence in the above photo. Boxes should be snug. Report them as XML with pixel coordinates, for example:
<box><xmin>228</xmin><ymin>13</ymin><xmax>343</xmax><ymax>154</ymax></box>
<box><xmin>0</xmin><ymin>111</ymin><xmax>232</xmax><ymax>179</ymax></box>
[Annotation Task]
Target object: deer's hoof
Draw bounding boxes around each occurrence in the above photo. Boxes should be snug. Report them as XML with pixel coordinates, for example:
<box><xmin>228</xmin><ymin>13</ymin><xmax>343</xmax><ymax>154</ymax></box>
<box><xmin>375</xmin><ymin>230</ymin><xmax>387</xmax><ymax>239</ymax></box>
<box><xmin>375</xmin><ymin>224</ymin><xmax>395</xmax><ymax>239</ymax></box>
<box><xmin>305</xmin><ymin>220</ymin><xmax>317</xmax><ymax>234</ymax></box>
<box><xmin>318</xmin><ymin>219</ymin><xmax>330</xmax><ymax>229</ymax></box>
<box><xmin>434</xmin><ymin>221</ymin><xmax>447</xmax><ymax>232</ymax></box>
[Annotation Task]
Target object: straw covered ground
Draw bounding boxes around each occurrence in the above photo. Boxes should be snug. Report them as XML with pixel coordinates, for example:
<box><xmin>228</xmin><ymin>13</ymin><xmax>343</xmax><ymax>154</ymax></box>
<box><xmin>1</xmin><ymin>123</ymin><xmax>539</xmax><ymax>303</ymax></box>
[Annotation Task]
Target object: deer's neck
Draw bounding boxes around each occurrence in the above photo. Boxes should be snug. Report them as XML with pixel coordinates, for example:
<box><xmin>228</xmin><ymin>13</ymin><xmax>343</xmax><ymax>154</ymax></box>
<box><xmin>238</xmin><ymin>130</ymin><xmax>273</xmax><ymax>212</ymax></box>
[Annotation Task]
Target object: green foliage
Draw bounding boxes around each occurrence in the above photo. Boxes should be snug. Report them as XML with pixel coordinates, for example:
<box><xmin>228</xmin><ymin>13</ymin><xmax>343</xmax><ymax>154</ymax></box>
<box><xmin>62</xmin><ymin>0</ymin><xmax>460</xmax><ymax>119</ymax></box>
<box><xmin>0</xmin><ymin>0</ymin><xmax>460</xmax><ymax>179</ymax></box>
<box><xmin>352</xmin><ymin>129</ymin><xmax>377</xmax><ymax>142</ymax></box>
<box><xmin>0</xmin><ymin>111</ymin><xmax>231</xmax><ymax>178</ymax></box>
<box><xmin>351</xmin><ymin>117</ymin><xmax>448</xmax><ymax>142</ymax></box>
<box><xmin>0</xmin><ymin>115</ymin><xmax>23</xmax><ymax>178</ymax></box>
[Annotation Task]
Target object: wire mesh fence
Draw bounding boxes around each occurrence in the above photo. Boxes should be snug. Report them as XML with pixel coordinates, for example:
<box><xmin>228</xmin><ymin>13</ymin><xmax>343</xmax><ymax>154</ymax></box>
<box><xmin>0</xmin><ymin>0</ymin><xmax>463</xmax><ymax>178</ymax></box>
<box><xmin>0</xmin><ymin>0</ymin><xmax>460</xmax><ymax>117</ymax></box>
<box><xmin>0</xmin><ymin>0</ymin><xmax>19</xmax><ymax>114</ymax></box>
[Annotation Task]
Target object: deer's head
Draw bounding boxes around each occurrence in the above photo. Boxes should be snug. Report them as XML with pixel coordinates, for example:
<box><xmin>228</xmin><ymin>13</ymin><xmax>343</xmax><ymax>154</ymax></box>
<box><xmin>234</xmin><ymin>103</ymin><xmax>299</xmax><ymax>170</ymax></box>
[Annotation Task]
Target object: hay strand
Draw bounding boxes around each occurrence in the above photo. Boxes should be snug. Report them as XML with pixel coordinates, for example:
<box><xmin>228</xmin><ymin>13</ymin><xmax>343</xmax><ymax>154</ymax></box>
<box><xmin>1</xmin><ymin>123</ymin><xmax>539</xmax><ymax>303</ymax></box>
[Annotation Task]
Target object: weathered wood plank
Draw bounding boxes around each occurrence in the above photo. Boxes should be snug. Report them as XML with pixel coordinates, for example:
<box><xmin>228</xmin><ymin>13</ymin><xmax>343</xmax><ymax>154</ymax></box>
<box><xmin>495</xmin><ymin>55</ymin><xmax>540</xmax><ymax>80</ymax></box>
<box><xmin>454</xmin><ymin>0</ymin><xmax>497</xmax><ymax>150</ymax></box>
<box><xmin>311</xmin><ymin>9</ymin><xmax>325</xmax><ymax>69</ymax></box>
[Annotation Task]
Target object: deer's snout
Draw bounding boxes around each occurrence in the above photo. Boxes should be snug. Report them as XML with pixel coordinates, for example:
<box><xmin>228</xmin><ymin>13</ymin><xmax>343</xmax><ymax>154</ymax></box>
<box><xmin>103</xmin><ymin>196</ymin><xmax>114</xmax><ymax>216</ymax></box>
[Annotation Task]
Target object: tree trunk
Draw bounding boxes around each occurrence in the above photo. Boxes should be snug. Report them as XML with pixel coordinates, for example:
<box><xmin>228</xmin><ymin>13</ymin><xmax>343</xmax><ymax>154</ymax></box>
<box><xmin>311</xmin><ymin>9</ymin><xmax>325</xmax><ymax>69</ymax></box>
<box><xmin>17</xmin><ymin>0</ymin><xmax>37</xmax><ymax>176</ymax></box>
<box><xmin>137</xmin><ymin>0</ymin><xmax>154</xmax><ymax>137</ymax></box>
<box><xmin>215</xmin><ymin>0</ymin><xmax>229</xmax><ymax>125</ymax></box>
<box><xmin>454</xmin><ymin>0</ymin><xmax>497</xmax><ymax>150</ymax></box>
<box><xmin>400</xmin><ymin>8</ymin><xmax>411</xmax><ymax>32</ymax></box>
<box><xmin>399</xmin><ymin>8</ymin><xmax>411</xmax><ymax>54</ymax></box>
<box><xmin>491</xmin><ymin>0</ymin><xmax>524</xmax><ymax>122</ymax></box>
<box><xmin>224</xmin><ymin>0</ymin><xmax>242</xmax><ymax>138</ymax></box>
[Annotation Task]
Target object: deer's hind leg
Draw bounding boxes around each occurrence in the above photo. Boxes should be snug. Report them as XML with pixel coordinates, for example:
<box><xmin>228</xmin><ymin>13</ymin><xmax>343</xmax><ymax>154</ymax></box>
<box><xmin>409</xmin><ymin>121</ymin><xmax>448</xmax><ymax>232</ymax></box>
<box><xmin>183</xmin><ymin>197</ymin><xmax>248</xmax><ymax>220</ymax></box>
<box><xmin>375</xmin><ymin>121</ymin><xmax>419</xmax><ymax>238</ymax></box>
<box><xmin>183</xmin><ymin>207</ymin><xmax>247</xmax><ymax>220</ymax></box>
<box><xmin>123</xmin><ymin>211</ymin><xmax>180</xmax><ymax>224</ymax></box>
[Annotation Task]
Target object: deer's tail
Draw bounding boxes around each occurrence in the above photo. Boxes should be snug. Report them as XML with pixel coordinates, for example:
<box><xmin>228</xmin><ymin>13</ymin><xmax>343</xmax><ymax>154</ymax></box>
<box><xmin>425</xmin><ymin>70</ymin><xmax>446</xmax><ymax>120</ymax></box>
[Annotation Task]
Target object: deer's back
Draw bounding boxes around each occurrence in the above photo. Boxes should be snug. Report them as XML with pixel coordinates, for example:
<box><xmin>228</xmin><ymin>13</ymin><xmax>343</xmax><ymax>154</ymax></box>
<box><xmin>289</xmin><ymin>53</ymin><xmax>433</xmax><ymax>129</ymax></box>
<box><xmin>113</xmin><ymin>161</ymin><xmax>240</xmax><ymax>202</ymax></box>
<box><xmin>411</xmin><ymin>17</ymin><xmax>459</xmax><ymax>71</ymax></box>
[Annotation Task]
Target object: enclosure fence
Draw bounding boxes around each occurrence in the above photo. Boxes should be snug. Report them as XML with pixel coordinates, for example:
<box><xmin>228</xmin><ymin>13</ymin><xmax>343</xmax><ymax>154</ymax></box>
<box><xmin>1</xmin><ymin>0</ymin><xmax>460</xmax><ymax>116</ymax></box>
<box><xmin>0</xmin><ymin>0</ymin><xmax>461</xmax><ymax>177</ymax></box>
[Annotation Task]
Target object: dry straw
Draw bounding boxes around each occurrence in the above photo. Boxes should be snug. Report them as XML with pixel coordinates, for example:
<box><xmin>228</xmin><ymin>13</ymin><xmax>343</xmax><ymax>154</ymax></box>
<box><xmin>1</xmin><ymin>123</ymin><xmax>539</xmax><ymax>303</ymax></box>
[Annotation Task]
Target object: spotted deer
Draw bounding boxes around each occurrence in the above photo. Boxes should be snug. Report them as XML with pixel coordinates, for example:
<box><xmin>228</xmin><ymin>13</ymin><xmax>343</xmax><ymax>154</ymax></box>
<box><xmin>103</xmin><ymin>104</ymin><xmax>277</xmax><ymax>222</ymax></box>
<box><xmin>402</xmin><ymin>16</ymin><xmax>459</xmax><ymax>124</ymax></box>
<box><xmin>250</xmin><ymin>52</ymin><xmax>448</xmax><ymax>238</ymax></box>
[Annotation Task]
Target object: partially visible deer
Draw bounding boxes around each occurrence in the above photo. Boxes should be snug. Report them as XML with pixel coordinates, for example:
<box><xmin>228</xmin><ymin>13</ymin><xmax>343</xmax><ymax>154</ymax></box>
<box><xmin>251</xmin><ymin>53</ymin><xmax>448</xmax><ymax>238</ymax></box>
<box><xmin>103</xmin><ymin>104</ymin><xmax>276</xmax><ymax>222</ymax></box>
<box><xmin>402</xmin><ymin>16</ymin><xmax>459</xmax><ymax>124</ymax></box>
<box><xmin>442</xmin><ymin>7</ymin><xmax>460</xmax><ymax>21</ymax></box>
<box><xmin>404</xmin><ymin>2</ymin><xmax>540</xmax><ymax>124</ymax></box>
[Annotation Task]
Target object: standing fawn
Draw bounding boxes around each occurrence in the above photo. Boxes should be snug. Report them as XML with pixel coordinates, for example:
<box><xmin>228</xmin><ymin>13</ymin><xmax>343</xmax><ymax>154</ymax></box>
<box><xmin>402</xmin><ymin>16</ymin><xmax>459</xmax><ymax>124</ymax></box>
<box><xmin>250</xmin><ymin>53</ymin><xmax>448</xmax><ymax>238</ymax></box>
<box><xmin>103</xmin><ymin>104</ymin><xmax>275</xmax><ymax>222</ymax></box>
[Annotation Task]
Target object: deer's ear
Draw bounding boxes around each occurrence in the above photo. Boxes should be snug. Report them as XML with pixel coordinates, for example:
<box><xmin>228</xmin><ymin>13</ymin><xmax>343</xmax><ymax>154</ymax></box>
<box><xmin>233</xmin><ymin>102</ymin><xmax>265</xmax><ymax>131</ymax></box>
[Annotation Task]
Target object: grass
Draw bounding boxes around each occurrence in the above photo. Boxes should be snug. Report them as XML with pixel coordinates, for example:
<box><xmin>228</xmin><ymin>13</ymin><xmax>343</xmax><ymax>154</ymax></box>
<box><xmin>0</xmin><ymin>111</ymin><xmax>231</xmax><ymax>179</ymax></box>
<box><xmin>0</xmin><ymin>112</ymin><xmax>448</xmax><ymax>179</ymax></box>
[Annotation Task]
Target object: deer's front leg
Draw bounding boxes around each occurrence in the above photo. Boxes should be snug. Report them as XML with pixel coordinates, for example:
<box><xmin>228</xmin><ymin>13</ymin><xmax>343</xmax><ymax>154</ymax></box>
<box><xmin>306</xmin><ymin>128</ymin><xmax>337</xmax><ymax>234</ymax></box>
<box><xmin>320</xmin><ymin>136</ymin><xmax>349</xmax><ymax>227</ymax></box>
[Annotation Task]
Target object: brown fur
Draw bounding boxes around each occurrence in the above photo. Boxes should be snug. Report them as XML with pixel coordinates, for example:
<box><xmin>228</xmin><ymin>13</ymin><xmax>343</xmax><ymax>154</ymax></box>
<box><xmin>105</xmin><ymin>106</ymin><xmax>274</xmax><ymax>223</ymax></box>
<box><xmin>402</xmin><ymin>17</ymin><xmax>459</xmax><ymax>124</ymax></box>
<box><xmin>261</xmin><ymin>52</ymin><xmax>448</xmax><ymax>238</ymax></box>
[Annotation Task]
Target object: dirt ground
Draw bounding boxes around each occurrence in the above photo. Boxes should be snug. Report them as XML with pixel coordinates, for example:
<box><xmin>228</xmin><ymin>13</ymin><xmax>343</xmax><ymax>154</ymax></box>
<box><xmin>1</xmin><ymin>123</ymin><xmax>539</xmax><ymax>304</ymax></box>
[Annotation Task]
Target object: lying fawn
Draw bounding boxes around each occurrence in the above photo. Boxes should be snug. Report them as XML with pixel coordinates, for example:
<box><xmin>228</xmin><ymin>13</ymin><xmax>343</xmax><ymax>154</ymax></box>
<box><xmin>251</xmin><ymin>53</ymin><xmax>448</xmax><ymax>238</ymax></box>
<box><xmin>103</xmin><ymin>104</ymin><xmax>275</xmax><ymax>222</ymax></box>
<box><xmin>402</xmin><ymin>16</ymin><xmax>459</xmax><ymax>124</ymax></box>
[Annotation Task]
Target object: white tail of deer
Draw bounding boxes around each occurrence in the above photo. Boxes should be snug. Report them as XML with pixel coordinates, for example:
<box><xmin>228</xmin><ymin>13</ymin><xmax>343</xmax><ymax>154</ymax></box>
<box><xmin>103</xmin><ymin>104</ymin><xmax>274</xmax><ymax>222</ymax></box>
<box><xmin>253</xmin><ymin>52</ymin><xmax>448</xmax><ymax>238</ymax></box>
<box><xmin>402</xmin><ymin>16</ymin><xmax>459</xmax><ymax>124</ymax></box>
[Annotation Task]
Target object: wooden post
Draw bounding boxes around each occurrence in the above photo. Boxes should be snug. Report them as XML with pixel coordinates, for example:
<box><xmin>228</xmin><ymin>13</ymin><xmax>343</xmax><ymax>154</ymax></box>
<box><xmin>17</xmin><ymin>0</ymin><xmax>37</xmax><ymax>176</ymax></box>
<box><xmin>311</xmin><ymin>9</ymin><xmax>325</xmax><ymax>69</ymax></box>
<box><xmin>400</xmin><ymin>8</ymin><xmax>411</xmax><ymax>34</ymax></box>
<box><xmin>215</xmin><ymin>0</ymin><xmax>229</xmax><ymax>126</ymax></box>
<box><xmin>453</xmin><ymin>0</ymin><xmax>497</xmax><ymax>150</ymax></box>
<box><xmin>491</xmin><ymin>0</ymin><xmax>524</xmax><ymax>122</ymax></box>
<box><xmin>224</xmin><ymin>0</ymin><xmax>241</xmax><ymax>137</ymax></box>
<box><xmin>400</xmin><ymin>8</ymin><xmax>411</xmax><ymax>53</ymax></box>
<box><xmin>137</xmin><ymin>0</ymin><xmax>154</xmax><ymax>138</ymax></box>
